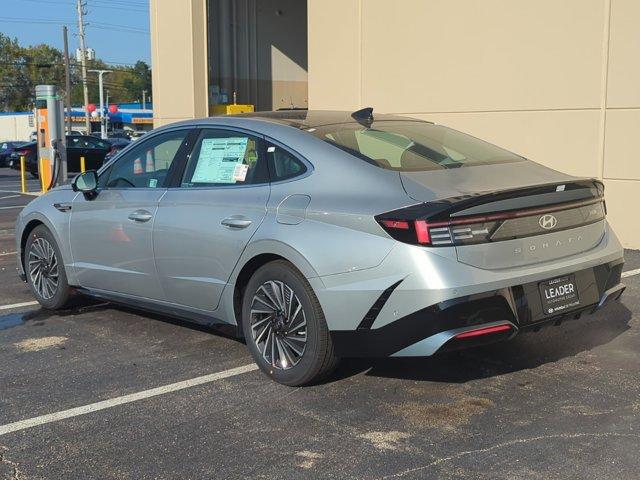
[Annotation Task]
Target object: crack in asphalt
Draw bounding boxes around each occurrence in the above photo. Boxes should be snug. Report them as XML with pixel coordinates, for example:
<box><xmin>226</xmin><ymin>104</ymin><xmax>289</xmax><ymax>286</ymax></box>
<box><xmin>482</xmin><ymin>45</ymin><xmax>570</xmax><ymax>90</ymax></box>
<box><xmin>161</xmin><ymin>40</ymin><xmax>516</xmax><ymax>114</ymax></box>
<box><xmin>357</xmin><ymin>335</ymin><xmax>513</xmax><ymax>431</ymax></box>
<box><xmin>378</xmin><ymin>431</ymin><xmax>640</xmax><ymax>479</ymax></box>
<box><xmin>0</xmin><ymin>446</ymin><xmax>21</xmax><ymax>480</ymax></box>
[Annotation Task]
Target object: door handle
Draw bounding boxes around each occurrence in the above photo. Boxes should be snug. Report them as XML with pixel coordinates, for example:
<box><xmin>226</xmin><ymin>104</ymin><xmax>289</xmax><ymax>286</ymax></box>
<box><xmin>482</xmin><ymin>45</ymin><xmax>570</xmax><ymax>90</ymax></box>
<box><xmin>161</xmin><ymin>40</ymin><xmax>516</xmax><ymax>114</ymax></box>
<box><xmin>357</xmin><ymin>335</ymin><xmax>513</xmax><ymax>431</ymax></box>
<box><xmin>221</xmin><ymin>216</ymin><xmax>252</xmax><ymax>229</ymax></box>
<box><xmin>128</xmin><ymin>209</ymin><xmax>153</xmax><ymax>223</ymax></box>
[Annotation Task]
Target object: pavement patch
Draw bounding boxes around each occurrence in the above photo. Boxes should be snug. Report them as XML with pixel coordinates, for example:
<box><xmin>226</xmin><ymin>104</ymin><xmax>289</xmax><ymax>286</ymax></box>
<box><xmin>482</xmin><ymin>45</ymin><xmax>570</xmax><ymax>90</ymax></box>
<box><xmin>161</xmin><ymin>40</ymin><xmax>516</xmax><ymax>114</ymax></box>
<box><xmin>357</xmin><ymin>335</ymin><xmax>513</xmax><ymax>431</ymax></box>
<box><xmin>14</xmin><ymin>336</ymin><xmax>68</xmax><ymax>352</ymax></box>
<box><xmin>295</xmin><ymin>450</ymin><xmax>324</xmax><ymax>469</ymax></box>
<box><xmin>388</xmin><ymin>396</ymin><xmax>495</xmax><ymax>432</ymax></box>
<box><xmin>359</xmin><ymin>431</ymin><xmax>413</xmax><ymax>452</ymax></box>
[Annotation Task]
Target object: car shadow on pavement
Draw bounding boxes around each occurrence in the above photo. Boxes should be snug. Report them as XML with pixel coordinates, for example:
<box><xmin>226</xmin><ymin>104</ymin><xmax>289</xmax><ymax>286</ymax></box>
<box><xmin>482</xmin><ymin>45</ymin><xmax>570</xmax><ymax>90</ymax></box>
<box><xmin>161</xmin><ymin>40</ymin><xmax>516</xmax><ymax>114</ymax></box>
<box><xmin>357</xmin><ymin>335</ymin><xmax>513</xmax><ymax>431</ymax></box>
<box><xmin>6</xmin><ymin>295</ymin><xmax>632</xmax><ymax>387</ymax></box>
<box><xmin>329</xmin><ymin>301</ymin><xmax>632</xmax><ymax>384</ymax></box>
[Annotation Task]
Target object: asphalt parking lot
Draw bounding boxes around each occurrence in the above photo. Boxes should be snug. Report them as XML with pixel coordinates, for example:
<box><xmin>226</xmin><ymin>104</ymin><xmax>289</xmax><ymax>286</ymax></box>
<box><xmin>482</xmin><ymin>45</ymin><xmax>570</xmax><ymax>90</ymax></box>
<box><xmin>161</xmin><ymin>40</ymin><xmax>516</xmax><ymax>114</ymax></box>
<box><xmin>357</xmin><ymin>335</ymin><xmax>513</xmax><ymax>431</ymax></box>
<box><xmin>1</xmin><ymin>168</ymin><xmax>639</xmax><ymax>479</ymax></box>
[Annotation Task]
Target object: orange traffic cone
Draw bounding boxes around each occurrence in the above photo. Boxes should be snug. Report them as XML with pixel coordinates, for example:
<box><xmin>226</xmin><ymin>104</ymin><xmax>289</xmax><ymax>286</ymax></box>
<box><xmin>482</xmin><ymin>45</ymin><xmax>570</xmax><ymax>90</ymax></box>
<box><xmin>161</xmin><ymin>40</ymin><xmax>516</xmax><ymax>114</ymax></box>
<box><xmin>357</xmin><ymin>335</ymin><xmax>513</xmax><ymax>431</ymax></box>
<box><xmin>133</xmin><ymin>157</ymin><xmax>143</xmax><ymax>174</ymax></box>
<box><xmin>145</xmin><ymin>150</ymin><xmax>155</xmax><ymax>172</ymax></box>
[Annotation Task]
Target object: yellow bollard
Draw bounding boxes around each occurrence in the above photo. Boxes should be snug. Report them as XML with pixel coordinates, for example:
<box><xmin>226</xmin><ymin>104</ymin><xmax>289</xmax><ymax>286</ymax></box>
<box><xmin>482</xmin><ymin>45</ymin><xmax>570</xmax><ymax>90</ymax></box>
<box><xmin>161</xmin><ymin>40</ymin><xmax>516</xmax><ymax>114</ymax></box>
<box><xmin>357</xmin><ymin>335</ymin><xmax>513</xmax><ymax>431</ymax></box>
<box><xmin>20</xmin><ymin>155</ymin><xmax>27</xmax><ymax>193</ymax></box>
<box><xmin>80</xmin><ymin>156</ymin><xmax>86</xmax><ymax>173</ymax></box>
<box><xmin>39</xmin><ymin>158</ymin><xmax>45</xmax><ymax>193</ymax></box>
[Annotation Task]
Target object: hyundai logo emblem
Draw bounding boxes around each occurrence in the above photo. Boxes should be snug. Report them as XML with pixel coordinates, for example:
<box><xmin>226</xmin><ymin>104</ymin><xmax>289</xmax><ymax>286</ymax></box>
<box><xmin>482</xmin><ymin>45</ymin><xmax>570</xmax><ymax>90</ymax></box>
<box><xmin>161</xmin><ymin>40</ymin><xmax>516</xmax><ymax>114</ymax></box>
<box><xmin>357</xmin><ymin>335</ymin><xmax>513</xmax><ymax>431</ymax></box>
<box><xmin>539</xmin><ymin>214</ymin><xmax>558</xmax><ymax>230</ymax></box>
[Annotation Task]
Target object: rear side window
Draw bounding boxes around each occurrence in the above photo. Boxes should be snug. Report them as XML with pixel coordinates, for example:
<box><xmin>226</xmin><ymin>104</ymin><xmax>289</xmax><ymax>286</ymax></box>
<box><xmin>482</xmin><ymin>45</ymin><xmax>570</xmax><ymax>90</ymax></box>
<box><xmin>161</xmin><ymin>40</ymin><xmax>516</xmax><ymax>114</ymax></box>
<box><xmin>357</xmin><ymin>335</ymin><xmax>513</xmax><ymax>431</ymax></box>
<box><xmin>312</xmin><ymin>121</ymin><xmax>525</xmax><ymax>171</ymax></box>
<box><xmin>266</xmin><ymin>144</ymin><xmax>306</xmax><ymax>181</ymax></box>
<box><xmin>180</xmin><ymin>129</ymin><xmax>268</xmax><ymax>187</ymax></box>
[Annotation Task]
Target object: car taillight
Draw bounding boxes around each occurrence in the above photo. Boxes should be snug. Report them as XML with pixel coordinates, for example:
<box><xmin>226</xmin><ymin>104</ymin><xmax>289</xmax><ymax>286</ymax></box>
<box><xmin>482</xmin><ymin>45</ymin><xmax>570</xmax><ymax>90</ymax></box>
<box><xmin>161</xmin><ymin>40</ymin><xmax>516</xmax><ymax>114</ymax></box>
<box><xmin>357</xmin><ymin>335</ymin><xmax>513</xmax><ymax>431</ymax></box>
<box><xmin>377</xmin><ymin>219</ymin><xmax>457</xmax><ymax>246</ymax></box>
<box><xmin>16</xmin><ymin>150</ymin><xmax>29</xmax><ymax>156</ymax></box>
<box><xmin>376</xmin><ymin>198</ymin><xmax>606</xmax><ymax>247</ymax></box>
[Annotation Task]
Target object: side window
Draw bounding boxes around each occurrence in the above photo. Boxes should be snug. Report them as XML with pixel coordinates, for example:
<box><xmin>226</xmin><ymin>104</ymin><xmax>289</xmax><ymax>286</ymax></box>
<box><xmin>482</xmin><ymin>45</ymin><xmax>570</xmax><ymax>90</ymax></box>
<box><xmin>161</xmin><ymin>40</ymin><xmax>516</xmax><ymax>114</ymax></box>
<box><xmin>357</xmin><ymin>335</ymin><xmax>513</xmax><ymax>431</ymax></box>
<box><xmin>92</xmin><ymin>139</ymin><xmax>110</xmax><ymax>149</ymax></box>
<box><xmin>104</xmin><ymin>130</ymin><xmax>188</xmax><ymax>189</ymax></box>
<box><xmin>67</xmin><ymin>137</ymin><xmax>80</xmax><ymax>149</ymax></box>
<box><xmin>267</xmin><ymin>143</ymin><xmax>307</xmax><ymax>181</ymax></box>
<box><xmin>180</xmin><ymin>129</ymin><xmax>268</xmax><ymax>187</ymax></box>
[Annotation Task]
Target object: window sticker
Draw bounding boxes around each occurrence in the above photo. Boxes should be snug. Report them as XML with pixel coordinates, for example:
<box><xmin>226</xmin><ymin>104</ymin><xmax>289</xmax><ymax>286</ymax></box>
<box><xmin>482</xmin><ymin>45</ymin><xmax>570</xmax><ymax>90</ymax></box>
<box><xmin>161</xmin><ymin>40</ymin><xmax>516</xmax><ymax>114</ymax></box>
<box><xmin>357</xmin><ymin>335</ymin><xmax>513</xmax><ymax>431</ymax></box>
<box><xmin>148</xmin><ymin>178</ymin><xmax>158</xmax><ymax>188</ymax></box>
<box><xmin>233</xmin><ymin>163</ymin><xmax>249</xmax><ymax>182</ymax></box>
<box><xmin>191</xmin><ymin>137</ymin><xmax>248</xmax><ymax>184</ymax></box>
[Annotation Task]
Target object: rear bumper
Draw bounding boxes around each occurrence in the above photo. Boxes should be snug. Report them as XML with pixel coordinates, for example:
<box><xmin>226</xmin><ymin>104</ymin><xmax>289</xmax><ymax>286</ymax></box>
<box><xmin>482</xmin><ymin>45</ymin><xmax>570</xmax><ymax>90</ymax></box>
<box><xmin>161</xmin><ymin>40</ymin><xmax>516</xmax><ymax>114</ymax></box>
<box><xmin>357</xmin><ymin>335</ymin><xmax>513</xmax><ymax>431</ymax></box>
<box><xmin>330</xmin><ymin>258</ymin><xmax>625</xmax><ymax>357</ymax></box>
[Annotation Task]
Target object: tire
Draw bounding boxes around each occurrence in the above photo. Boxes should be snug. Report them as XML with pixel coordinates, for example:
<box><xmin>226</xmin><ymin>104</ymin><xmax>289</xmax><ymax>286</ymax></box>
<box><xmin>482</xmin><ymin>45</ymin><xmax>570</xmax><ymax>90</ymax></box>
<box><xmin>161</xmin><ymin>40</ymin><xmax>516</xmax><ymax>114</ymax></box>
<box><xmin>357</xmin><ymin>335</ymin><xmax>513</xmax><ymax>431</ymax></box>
<box><xmin>24</xmin><ymin>225</ymin><xmax>71</xmax><ymax>310</ymax></box>
<box><xmin>242</xmin><ymin>260</ymin><xmax>339</xmax><ymax>386</ymax></box>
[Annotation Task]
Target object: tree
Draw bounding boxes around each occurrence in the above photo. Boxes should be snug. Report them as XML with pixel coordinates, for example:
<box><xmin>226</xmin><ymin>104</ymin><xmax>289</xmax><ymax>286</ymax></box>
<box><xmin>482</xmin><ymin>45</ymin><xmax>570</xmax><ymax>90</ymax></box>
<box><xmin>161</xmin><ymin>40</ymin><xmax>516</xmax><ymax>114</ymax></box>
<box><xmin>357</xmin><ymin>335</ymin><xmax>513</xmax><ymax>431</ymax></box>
<box><xmin>0</xmin><ymin>33</ymin><xmax>151</xmax><ymax>111</ymax></box>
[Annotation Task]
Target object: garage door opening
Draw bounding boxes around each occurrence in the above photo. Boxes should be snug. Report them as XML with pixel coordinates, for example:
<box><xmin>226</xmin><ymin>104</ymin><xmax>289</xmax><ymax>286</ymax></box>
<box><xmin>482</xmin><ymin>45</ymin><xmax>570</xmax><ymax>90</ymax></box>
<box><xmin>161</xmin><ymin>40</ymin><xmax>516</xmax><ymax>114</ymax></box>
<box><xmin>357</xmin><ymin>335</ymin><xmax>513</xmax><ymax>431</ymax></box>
<box><xmin>207</xmin><ymin>0</ymin><xmax>308</xmax><ymax>112</ymax></box>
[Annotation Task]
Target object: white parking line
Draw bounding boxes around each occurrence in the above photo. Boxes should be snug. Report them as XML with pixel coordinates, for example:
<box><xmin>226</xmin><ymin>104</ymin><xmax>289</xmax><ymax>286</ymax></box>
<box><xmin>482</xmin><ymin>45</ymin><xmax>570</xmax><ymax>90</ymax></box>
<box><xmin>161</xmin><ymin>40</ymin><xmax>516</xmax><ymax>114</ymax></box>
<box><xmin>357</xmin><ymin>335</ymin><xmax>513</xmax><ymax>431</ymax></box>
<box><xmin>0</xmin><ymin>251</ymin><xmax>17</xmax><ymax>257</ymax></box>
<box><xmin>0</xmin><ymin>190</ymin><xmax>38</xmax><ymax>196</ymax></box>
<box><xmin>0</xmin><ymin>363</ymin><xmax>259</xmax><ymax>437</ymax></box>
<box><xmin>0</xmin><ymin>195</ymin><xmax>20</xmax><ymax>200</ymax></box>
<box><xmin>0</xmin><ymin>205</ymin><xmax>25</xmax><ymax>210</ymax></box>
<box><xmin>0</xmin><ymin>301</ymin><xmax>39</xmax><ymax>311</ymax></box>
<box><xmin>622</xmin><ymin>268</ymin><xmax>640</xmax><ymax>278</ymax></box>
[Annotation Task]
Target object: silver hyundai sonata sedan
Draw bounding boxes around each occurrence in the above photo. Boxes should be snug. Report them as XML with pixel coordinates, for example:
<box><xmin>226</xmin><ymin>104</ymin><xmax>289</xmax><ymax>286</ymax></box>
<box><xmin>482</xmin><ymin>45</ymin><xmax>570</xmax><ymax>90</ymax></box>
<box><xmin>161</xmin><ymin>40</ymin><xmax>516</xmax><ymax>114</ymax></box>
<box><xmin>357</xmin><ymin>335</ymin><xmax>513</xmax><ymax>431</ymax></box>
<box><xmin>15</xmin><ymin>109</ymin><xmax>625</xmax><ymax>386</ymax></box>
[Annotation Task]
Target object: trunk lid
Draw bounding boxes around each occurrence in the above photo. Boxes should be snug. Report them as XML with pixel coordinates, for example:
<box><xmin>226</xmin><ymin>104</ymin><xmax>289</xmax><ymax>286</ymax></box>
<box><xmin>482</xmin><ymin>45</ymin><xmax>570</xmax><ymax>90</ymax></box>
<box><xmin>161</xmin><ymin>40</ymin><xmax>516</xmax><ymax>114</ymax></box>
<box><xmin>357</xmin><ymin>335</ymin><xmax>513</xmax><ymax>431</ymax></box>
<box><xmin>399</xmin><ymin>161</ymin><xmax>606</xmax><ymax>269</ymax></box>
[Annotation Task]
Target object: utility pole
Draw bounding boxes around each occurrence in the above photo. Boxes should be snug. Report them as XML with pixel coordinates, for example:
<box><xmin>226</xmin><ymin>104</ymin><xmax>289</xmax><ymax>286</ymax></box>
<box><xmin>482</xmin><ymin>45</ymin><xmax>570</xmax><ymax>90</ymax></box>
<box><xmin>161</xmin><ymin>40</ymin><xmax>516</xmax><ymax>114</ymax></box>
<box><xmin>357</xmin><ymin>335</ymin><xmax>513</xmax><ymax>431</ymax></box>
<box><xmin>89</xmin><ymin>69</ymin><xmax>111</xmax><ymax>139</ymax></box>
<box><xmin>142</xmin><ymin>89</ymin><xmax>147</xmax><ymax>110</ymax></box>
<box><xmin>62</xmin><ymin>26</ymin><xmax>72</xmax><ymax>134</ymax></box>
<box><xmin>105</xmin><ymin>89</ymin><xmax>110</xmax><ymax>134</ymax></box>
<box><xmin>76</xmin><ymin>0</ymin><xmax>90</xmax><ymax>134</ymax></box>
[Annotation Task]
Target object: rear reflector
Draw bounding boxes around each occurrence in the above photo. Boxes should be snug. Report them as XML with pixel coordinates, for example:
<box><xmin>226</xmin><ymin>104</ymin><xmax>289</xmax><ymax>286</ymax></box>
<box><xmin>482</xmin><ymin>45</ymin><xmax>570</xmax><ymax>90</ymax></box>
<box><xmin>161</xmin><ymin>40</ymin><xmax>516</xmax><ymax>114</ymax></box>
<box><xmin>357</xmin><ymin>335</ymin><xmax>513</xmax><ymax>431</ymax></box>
<box><xmin>454</xmin><ymin>324</ymin><xmax>512</xmax><ymax>339</ymax></box>
<box><xmin>381</xmin><ymin>219</ymin><xmax>409</xmax><ymax>230</ymax></box>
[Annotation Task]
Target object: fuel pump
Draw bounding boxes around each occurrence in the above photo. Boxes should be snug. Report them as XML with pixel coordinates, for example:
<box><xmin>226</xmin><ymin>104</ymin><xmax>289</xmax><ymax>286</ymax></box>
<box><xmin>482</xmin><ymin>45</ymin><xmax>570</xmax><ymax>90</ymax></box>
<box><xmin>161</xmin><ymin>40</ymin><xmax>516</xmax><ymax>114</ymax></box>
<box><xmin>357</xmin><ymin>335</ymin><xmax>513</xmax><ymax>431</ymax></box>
<box><xmin>35</xmin><ymin>85</ymin><xmax>67</xmax><ymax>191</ymax></box>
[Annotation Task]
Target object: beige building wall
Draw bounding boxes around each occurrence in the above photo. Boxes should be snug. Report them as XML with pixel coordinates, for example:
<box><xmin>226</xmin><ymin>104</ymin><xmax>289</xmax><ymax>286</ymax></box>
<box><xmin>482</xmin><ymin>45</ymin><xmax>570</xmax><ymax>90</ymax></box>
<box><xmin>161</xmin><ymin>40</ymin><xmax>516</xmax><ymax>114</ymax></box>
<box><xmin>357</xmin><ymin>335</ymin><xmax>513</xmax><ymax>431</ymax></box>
<box><xmin>308</xmin><ymin>0</ymin><xmax>640</xmax><ymax>249</ymax></box>
<box><xmin>150</xmin><ymin>0</ymin><xmax>209</xmax><ymax>127</ymax></box>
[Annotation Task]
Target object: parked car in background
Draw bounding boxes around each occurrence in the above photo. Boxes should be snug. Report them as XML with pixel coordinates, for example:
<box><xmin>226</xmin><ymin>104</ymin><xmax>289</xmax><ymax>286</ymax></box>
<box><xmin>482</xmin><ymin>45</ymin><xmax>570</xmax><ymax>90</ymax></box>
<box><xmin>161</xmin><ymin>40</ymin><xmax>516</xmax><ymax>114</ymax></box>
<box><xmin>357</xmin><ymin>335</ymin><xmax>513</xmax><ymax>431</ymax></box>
<box><xmin>104</xmin><ymin>137</ymin><xmax>131</xmax><ymax>162</ymax></box>
<box><xmin>8</xmin><ymin>142</ymin><xmax>38</xmax><ymax>176</ymax></box>
<box><xmin>10</xmin><ymin>135</ymin><xmax>112</xmax><ymax>177</ymax></box>
<box><xmin>109</xmin><ymin>130</ymin><xmax>131</xmax><ymax>140</ymax></box>
<box><xmin>66</xmin><ymin>135</ymin><xmax>111</xmax><ymax>172</ymax></box>
<box><xmin>128</xmin><ymin>130</ymin><xmax>147</xmax><ymax>141</ymax></box>
<box><xmin>0</xmin><ymin>141</ymin><xmax>27</xmax><ymax>167</ymax></box>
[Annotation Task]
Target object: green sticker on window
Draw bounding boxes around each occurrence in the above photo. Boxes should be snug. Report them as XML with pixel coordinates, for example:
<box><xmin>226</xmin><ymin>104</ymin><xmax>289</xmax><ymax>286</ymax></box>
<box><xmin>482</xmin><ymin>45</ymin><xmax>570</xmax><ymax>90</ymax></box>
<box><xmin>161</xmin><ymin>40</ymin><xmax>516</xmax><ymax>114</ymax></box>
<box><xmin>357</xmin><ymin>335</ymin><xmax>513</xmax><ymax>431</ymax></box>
<box><xmin>192</xmin><ymin>137</ymin><xmax>248</xmax><ymax>184</ymax></box>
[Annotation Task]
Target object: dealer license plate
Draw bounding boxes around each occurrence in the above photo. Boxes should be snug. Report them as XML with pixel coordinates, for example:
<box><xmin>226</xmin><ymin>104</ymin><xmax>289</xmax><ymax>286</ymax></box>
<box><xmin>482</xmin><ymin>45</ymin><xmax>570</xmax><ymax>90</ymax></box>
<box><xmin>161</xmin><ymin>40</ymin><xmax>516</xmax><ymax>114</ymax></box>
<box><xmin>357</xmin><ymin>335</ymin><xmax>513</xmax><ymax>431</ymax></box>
<box><xmin>539</xmin><ymin>275</ymin><xmax>580</xmax><ymax>315</ymax></box>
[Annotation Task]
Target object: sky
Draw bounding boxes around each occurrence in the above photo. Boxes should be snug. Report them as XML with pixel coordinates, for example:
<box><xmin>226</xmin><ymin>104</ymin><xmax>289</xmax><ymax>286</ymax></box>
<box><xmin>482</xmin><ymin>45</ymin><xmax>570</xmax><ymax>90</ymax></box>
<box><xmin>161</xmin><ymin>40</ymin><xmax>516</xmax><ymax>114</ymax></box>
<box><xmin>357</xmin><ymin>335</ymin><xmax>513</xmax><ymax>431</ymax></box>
<box><xmin>0</xmin><ymin>0</ymin><xmax>150</xmax><ymax>66</ymax></box>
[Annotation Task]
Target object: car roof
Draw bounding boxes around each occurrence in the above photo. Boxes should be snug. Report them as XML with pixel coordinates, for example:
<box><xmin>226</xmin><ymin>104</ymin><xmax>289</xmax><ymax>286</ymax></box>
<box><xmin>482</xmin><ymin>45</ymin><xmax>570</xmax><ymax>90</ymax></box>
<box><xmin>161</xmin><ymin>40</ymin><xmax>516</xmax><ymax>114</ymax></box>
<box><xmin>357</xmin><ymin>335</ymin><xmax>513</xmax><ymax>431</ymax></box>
<box><xmin>228</xmin><ymin>110</ymin><xmax>421</xmax><ymax>129</ymax></box>
<box><xmin>160</xmin><ymin>110</ymin><xmax>426</xmax><ymax>133</ymax></box>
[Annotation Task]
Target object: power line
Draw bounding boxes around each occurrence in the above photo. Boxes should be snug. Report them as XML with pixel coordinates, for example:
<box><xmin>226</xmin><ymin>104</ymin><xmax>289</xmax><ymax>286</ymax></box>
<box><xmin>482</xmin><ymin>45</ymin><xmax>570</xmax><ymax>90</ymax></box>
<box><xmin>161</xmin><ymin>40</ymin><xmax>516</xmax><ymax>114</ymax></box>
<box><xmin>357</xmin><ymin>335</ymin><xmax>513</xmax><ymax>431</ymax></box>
<box><xmin>20</xmin><ymin>0</ymin><xmax>148</xmax><ymax>13</ymax></box>
<box><xmin>89</xmin><ymin>25</ymin><xmax>149</xmax><ymax>35</ymax></box>
<box><xmin>0</xmin><ymin>16</ymin><xmax>75</xmax><ymax>25</ymax></box>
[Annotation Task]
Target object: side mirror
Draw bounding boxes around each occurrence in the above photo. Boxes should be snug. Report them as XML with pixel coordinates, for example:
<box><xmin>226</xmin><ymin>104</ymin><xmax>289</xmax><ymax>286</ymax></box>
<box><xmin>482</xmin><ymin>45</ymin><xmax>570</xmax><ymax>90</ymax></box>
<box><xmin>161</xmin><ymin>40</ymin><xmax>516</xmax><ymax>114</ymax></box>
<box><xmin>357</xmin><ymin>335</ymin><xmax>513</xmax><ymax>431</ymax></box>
<box><xmin>72</xmin><ymin>170</ymin><xmax>98</xmax><ymax>194</ymax></box>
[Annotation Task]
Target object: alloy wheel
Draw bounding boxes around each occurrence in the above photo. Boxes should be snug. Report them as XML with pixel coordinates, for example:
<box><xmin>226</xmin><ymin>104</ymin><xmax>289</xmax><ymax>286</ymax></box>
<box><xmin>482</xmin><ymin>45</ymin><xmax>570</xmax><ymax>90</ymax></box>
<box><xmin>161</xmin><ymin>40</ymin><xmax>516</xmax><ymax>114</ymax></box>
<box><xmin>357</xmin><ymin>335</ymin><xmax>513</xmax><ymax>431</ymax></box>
<box><xmin>250</xmin><ymin>280</ymin><xmax>307</xmax><ymax>370</ymax></box>
<box><xmin>28</xmin><ymin>237</ymin><xmax>59</xmax><ymax>300</ymax></box>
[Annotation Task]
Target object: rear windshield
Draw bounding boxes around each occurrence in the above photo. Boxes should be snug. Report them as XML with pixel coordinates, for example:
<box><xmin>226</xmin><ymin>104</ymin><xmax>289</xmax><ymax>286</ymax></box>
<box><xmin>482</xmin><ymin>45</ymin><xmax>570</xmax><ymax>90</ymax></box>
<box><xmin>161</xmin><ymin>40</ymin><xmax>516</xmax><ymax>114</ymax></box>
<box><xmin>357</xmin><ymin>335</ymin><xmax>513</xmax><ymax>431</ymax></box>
<box><xmin>310</xmin><ymin>120</ymin><xmax>525</xmax><ymax>171</ymax></box>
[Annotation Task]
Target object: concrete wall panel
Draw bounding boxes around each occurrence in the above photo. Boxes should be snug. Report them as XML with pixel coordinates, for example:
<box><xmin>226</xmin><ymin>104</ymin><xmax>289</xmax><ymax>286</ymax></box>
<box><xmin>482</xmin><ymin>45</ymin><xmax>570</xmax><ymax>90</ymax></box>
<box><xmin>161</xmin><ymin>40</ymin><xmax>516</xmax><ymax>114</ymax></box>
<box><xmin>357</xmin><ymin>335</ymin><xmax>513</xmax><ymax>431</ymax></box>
<box><xmin>607</xmin><ymin>0</ymin><xmax>640</xmax><ymax>108</ymax></box>
<box><xmin>603</xmin><ymin>109</ymin><xmax>640</xmax><ymax>181</ymax></box>
<box><xmin>361</xmin><ymin>0</ymin><xmax>606</xmax><ymax>113</ymax></box>
<box><xmin>151</xmin><ymin>0</ymin><xmax>208</xmax><ymax>126</ymax></box>
<box><xmin>414</xmin><ymin>110</ymin><xmax>602</xmax><ymax>178</ymax></box>
<box><xmin>603</xmin><ymin>179</ymin><xmax>640</xmax><ymax>249</ymax></box>
<box><xmin>308</xmin><ymin>0</ymin><xmax>360</xmax><ymax>110</ymax></box>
